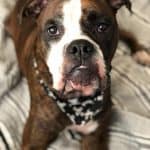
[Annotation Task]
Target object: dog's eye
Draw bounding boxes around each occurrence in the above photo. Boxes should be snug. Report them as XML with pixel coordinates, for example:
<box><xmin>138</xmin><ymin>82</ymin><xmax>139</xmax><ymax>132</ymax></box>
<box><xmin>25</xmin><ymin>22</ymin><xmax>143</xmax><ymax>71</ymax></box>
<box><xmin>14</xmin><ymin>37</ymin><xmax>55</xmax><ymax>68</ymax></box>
<box><xmin>97</xmin><ymin>23</ymin><xmax>109</xmax><ymax>33</ymax></box>
<box><xmin>47</xmin><ymin>25</ymin><xmax>59</xmax><ymax>36</ymax></box>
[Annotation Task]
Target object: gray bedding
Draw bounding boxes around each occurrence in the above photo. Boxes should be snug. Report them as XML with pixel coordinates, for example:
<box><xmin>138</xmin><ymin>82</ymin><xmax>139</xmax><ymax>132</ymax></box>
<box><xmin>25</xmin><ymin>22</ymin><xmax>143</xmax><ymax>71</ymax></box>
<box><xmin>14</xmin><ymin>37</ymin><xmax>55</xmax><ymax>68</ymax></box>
<box><xmin>0</xmin><ymin>0</ymin><xmax>150</xmax><ymax>149</ymax></box>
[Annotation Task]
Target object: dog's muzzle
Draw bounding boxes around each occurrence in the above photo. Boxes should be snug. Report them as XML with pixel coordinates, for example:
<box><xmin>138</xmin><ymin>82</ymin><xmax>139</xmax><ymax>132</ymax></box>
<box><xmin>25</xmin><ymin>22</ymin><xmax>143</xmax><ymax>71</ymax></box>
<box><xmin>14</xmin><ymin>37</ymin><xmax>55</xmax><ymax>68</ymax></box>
<box><xmin>60</xmin><ymin>39</ymin><xmax>105</xmax><ymax>98</ymax></box>
<box><xmin>32</xmin><ymin>39</ymin><xmax>107</xmax><ymax>125</ymax></box>
<box><xmin>32</xmin><ymin>56</ymin><xmax>106</xmax><ymax>125</ymax></box>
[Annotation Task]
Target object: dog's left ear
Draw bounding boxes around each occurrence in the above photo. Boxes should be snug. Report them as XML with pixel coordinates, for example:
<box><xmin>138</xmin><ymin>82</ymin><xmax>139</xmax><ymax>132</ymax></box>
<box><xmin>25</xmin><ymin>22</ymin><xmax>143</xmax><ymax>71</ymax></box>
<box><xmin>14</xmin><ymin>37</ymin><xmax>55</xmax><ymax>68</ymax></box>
<box><xmin>107</xmin><ymin>0</ymin><xmax>132</xmax><ymax>12</ymax></box>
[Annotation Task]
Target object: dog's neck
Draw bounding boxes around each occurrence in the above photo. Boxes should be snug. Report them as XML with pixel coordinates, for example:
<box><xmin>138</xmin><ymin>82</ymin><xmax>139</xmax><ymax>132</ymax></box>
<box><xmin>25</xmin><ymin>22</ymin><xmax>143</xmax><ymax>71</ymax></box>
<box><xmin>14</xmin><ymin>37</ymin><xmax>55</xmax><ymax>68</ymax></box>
<box><xmin>32</xmin><ymin>56</ymin><xmax>104</xmax><ymax>125</ymax></box>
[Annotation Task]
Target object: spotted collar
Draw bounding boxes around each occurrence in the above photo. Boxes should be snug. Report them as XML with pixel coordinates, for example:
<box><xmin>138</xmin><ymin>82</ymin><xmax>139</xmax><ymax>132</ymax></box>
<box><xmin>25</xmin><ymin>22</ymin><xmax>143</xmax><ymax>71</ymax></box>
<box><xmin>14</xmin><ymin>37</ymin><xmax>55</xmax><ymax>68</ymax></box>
<box><xmin>32</xmin><ymin>57</ymin><xmax>104</xmax><ymax>125</ymax></box>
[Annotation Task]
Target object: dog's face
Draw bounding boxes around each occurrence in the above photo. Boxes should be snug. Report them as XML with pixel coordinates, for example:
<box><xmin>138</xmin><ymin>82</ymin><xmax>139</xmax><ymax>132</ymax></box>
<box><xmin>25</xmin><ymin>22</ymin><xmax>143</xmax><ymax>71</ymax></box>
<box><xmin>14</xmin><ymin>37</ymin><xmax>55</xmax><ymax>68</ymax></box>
<box><xmin>41</xmin><ymin>0</ymin><xmax>115</xmax><ymax>98</ymax></box>
<box><xmin>6</xmin><ymin>0</ymin><xmax>131</xmax><ymax>100</ymax></box>
<box><xmin>37</xmin><ymin>0</ymin><xmax>114</xmax><ymax>99</ymax></box>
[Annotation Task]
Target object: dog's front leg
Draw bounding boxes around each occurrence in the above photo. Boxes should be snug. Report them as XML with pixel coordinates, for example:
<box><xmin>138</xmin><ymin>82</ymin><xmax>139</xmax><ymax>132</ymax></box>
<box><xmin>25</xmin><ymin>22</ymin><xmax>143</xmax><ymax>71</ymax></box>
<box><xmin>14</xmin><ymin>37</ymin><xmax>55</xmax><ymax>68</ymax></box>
<box><xmin>81</xmin><ymin>109</ymin><xmax>111</xmax><ymax>150</ymax></box>
<box><xmin>81</xmin><ymin>123</ymin><xmax>109</xmax><ymax>150</ymax></box>
<box><xmin>22</xmin><ymin>96</ymin><xmax>70</xmax><ymax>150</ymax></box>
<box><xmin>81</xmin><ymin>133</ymin><xmax>109</xmax><ymax>150</ymax></box>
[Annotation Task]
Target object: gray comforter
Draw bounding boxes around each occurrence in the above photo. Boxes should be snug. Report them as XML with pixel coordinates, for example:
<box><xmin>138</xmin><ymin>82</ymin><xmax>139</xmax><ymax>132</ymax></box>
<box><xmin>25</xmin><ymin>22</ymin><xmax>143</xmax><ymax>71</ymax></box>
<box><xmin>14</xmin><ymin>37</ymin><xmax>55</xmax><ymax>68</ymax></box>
<box><xmin>0</xmin><ymin>0</ymin><xmax>150</xmax><ymax>149</ymax></box>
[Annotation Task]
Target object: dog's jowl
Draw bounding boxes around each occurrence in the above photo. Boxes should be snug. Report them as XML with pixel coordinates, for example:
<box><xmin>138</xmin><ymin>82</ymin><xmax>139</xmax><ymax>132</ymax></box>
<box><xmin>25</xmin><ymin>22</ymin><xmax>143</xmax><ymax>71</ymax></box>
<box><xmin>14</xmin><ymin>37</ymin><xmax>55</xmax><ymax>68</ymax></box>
<box><xmin>5</xmin><ymin>0</ymin><xmax>131</xmax><ymax>149</ymax></box>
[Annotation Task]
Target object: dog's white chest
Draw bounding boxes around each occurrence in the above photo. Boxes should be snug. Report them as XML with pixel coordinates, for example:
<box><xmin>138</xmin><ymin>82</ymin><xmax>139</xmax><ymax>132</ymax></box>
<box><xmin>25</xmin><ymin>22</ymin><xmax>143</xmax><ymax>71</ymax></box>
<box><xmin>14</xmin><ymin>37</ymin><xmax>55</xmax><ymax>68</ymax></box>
<box><xmin>68</xmin><ymin>121</ymin><xmax>99</xmax><ymax>135</ymax></box>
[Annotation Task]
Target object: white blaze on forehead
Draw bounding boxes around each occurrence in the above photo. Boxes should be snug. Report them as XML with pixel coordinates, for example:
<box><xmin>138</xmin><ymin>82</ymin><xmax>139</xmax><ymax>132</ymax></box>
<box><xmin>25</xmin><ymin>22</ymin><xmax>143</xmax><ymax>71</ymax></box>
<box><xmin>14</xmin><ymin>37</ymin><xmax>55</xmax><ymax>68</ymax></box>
<box><xmin>47</xmin><ymin>0</ymin><xmax>105</xmax><ymax>90</ymax></box>
<box><xmin>62</xmin><ymin>0</ymin><xmax>101</xmax><ymax>50</ymax></box>
<box><xmin>63</xmin><ymin>0</ymin><xmax>82</xmax><ymax>40</ymax></box>
<box><xmin>47</xmin><ymin>0</ymin><xmax>83</xmax><ymax>90</ymax></box>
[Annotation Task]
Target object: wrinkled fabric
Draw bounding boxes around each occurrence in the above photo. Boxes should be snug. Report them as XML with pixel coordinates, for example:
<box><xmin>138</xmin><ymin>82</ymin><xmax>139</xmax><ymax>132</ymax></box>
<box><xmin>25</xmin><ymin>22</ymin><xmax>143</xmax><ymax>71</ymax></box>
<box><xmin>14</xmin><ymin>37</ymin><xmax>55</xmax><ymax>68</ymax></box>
<box><xmin>0</xmin><ymin>0</ymin><xmax>150</xmax><ymax>149</ymax></box>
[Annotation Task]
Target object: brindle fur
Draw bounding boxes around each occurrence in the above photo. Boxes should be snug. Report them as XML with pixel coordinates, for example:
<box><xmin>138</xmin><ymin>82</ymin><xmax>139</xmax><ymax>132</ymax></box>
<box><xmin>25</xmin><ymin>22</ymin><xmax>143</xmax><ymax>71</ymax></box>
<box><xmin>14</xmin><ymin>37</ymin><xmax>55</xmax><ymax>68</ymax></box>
<box><xmin>5</xmin><ymin>0</ymin><xmax>146</xmax><ymax>149</ymax></box>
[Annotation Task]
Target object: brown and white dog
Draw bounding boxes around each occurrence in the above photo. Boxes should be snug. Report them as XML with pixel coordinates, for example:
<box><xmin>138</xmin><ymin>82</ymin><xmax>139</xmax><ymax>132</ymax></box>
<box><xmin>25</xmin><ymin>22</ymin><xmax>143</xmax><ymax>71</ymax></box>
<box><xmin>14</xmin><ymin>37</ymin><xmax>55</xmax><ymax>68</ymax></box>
<box><xmin>5</xmin><ymin>0</ymin><xmax>145</xmax><ymax>149</ymax></box>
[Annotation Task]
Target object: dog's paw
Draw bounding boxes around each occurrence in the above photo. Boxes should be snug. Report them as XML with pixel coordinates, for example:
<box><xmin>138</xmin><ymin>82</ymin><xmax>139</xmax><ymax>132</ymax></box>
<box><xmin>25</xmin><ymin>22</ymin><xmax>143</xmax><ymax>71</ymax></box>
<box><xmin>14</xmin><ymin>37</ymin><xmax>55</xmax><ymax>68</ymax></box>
<box><xmin>132</xmin><ymin>50</ymin><xmax>150</xmax><ymax>66</ymax></box>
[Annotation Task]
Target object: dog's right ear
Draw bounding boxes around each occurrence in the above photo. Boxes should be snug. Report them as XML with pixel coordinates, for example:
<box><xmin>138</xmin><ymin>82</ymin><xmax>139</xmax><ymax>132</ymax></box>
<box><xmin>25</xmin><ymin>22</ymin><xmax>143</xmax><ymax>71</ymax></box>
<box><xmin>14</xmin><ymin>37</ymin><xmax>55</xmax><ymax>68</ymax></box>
<box><xmin>5</xmin><ymin>0</ymin><xmax>48</xmax><ymax>39</ymax></box>
<box><xmin>21</xmin><ymin>0</ymin><xmax>49</xmax><ymax>18</ymax></box>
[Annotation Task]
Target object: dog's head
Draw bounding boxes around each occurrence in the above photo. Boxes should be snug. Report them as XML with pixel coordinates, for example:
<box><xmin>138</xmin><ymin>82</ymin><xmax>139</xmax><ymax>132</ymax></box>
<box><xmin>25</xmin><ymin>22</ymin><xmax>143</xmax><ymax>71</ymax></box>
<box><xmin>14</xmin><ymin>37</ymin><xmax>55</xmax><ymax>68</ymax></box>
<box><xmin>5</xmin><ymin>0</ymin><xmax>131</xmax><ymax>100</ymax></box>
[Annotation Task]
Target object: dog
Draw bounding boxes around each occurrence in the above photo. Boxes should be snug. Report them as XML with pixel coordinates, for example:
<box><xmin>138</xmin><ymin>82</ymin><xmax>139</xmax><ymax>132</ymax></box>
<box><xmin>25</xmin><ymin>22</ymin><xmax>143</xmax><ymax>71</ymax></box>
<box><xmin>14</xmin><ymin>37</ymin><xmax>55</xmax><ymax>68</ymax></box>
<box><xmin>4</xmin><ymin>0</ymin><xmax>149</xmax><ymax>149</ymax></box>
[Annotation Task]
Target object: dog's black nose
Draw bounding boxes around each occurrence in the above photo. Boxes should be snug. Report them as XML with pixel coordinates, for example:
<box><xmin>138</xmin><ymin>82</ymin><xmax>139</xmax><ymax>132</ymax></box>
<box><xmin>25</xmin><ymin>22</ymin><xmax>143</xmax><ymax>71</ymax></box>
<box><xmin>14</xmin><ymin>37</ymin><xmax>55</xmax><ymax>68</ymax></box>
<box><xmin>66</xmin><ymin>40</ymin><xmax>95</xmax><ymax>59</ymax></box>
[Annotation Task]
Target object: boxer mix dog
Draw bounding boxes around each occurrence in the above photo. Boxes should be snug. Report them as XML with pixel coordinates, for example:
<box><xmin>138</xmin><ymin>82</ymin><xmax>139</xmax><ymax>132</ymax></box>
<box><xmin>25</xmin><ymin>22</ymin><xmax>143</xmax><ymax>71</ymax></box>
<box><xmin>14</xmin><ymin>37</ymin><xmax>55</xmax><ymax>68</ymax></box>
<box><xmin>5</xmin><ymin>0</ymin><xmax>145</xmax><ymax>149</ymax></box>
